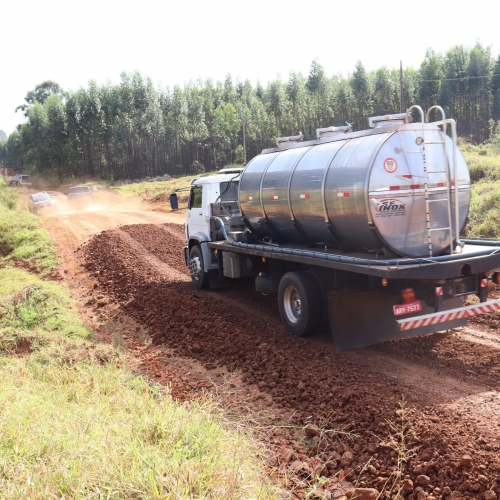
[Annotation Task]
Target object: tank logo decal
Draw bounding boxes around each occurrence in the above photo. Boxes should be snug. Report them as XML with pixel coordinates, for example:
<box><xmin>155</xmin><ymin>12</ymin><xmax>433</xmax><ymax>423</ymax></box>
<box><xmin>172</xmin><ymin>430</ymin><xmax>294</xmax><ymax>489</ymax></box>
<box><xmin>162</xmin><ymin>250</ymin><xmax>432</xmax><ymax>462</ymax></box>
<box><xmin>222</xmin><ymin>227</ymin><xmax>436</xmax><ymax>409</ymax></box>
<box><xmin>270</xmin><ymin>195</ymin><xmax>279</xmax><ymax>200</ymax></box>
<box><xmin>373</xmin><ymin>198</ymin><xmax>406</xmax><ymax>218</ymax></box>
<box><xmin>383</xmin><ymin>158</ymin><xmax>398</xmax><ymax>173</ymax></box>
<box><xmin>299</xmin><ymin>193</ymin><xmax>310</xmax><ymax>199</ymax></box>
<box><xmin>337</xmin><ymin>192</ymin><xmax>350</xmax><ymax>197</ymax></box>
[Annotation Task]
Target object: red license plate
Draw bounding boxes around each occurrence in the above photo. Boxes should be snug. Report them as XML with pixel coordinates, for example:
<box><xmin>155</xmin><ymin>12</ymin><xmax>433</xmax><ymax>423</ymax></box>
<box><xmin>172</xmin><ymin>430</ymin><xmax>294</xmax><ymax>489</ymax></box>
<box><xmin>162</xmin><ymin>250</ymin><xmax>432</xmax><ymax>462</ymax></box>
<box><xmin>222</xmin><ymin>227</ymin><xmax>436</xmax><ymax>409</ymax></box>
<box><xmin>393</xmin><ymin>300</ymin><xmax>422</xmax><ymax>316</ymax></box>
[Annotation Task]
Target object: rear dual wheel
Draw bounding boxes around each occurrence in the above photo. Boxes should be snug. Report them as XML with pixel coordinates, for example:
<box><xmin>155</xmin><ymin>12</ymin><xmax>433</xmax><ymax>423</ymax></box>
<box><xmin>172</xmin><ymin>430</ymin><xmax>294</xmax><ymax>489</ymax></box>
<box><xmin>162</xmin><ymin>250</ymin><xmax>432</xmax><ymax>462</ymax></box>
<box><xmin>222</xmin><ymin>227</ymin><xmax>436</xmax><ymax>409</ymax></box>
<box><xmin>278</xmin><ymin>271</ymin><xmax>323</xmax><ymax>336</ymax></box>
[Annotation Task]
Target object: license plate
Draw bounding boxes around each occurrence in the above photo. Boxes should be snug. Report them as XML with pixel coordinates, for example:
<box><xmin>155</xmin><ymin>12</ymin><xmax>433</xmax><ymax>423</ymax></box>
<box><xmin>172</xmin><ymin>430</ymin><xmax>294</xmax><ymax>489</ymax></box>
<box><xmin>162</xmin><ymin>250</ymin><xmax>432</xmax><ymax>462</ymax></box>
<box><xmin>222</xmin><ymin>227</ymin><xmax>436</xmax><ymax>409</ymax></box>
<box><xmin>393</xmin><ymin>300</ymin><xmax>422</xmax><ymax>316</ymax></box>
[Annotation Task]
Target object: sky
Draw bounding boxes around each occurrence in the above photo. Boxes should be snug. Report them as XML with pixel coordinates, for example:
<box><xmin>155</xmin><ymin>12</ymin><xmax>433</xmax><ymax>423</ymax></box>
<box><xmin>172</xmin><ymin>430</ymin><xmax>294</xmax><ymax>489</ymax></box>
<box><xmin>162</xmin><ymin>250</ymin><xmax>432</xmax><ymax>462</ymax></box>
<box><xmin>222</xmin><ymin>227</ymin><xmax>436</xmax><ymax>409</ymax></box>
<box><xmin>1</xmin><ymin>0</ymin><xmax>499</xmax><ymax>136</ymax></box>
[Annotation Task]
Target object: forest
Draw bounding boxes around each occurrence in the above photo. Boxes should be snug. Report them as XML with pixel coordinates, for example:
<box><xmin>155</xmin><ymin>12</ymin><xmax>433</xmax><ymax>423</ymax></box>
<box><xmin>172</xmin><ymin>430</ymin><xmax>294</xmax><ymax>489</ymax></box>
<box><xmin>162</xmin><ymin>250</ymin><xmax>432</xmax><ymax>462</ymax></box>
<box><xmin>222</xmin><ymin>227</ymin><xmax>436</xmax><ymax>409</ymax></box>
<box><xmin>1</xmin><ymin>42</ymin><xmax>500</xmax><ymax>182</ymax></box>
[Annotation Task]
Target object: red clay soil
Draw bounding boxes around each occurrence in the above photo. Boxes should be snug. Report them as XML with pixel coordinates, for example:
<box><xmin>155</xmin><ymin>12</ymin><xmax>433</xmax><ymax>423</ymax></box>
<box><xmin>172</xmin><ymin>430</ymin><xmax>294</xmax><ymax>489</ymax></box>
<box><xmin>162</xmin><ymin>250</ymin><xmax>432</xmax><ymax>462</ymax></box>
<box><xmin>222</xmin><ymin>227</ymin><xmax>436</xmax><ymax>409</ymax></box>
<box><xmin>82</xmin><ymin>223</ymin><xmax>500</xmax><ymax>500</ymax></box>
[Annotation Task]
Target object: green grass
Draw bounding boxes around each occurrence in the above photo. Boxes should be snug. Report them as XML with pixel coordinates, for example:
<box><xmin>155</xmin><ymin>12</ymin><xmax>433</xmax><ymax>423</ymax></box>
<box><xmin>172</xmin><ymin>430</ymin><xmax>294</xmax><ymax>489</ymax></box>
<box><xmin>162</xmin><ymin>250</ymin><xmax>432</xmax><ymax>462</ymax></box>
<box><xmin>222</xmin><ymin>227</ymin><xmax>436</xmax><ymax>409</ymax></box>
<box><xmin>465</xmin><ymin>179</ymin><xmax>500</xmax><ymax>239</ymax></box>
<box><xmin>0</xmin><ymin>189</ymin><xmax>277</xmax><ymax>499</ymax></box>
<box><xmin>0</xmin><ymin>269</ymin><xmax>274</xmax><ymax>499</ymax></box>
<box><xmin>112</xmin><ymin>175</ymin><xmax>194</xmax><ymax>199</ymax></box>
<box><xmin>461</xmin><ymin>141</ymin><xmax>500</xmax><ymax>183</ymax></box>
<box><xmin>0</xmin><ymin>187</ymin><xmax>58</xmax><ymax>272</ymax></box>
<box><xmin>111</xmin><ymin>165</ymin><xmax>244</xmax><ymax>200</ymax></box>
<box><xmin>461</xmin><ymin>144</ymin><xmax>500</xmax><ymax>239</ymax></box>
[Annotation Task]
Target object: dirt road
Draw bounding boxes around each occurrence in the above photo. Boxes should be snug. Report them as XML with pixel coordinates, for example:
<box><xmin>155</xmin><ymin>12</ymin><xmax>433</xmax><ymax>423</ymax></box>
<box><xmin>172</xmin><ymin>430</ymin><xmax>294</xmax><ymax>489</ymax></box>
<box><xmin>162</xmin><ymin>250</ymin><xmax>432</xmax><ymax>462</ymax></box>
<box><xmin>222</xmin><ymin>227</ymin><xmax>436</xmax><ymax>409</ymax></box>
<box><xmin>45</xmin><ymin>198</ymin><xmax>500</xmax><ymax>499</ymax></box>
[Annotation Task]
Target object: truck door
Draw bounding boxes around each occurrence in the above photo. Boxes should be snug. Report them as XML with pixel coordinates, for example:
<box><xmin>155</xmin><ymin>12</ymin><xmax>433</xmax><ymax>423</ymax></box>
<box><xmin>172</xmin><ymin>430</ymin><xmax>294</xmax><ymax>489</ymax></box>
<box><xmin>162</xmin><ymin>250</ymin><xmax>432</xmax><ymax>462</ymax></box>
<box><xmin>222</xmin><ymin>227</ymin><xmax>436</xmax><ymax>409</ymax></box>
<box><xmin>187</xmin><ymin>184</ymin><xmax>209</xmax><ymax>238</ymax></box>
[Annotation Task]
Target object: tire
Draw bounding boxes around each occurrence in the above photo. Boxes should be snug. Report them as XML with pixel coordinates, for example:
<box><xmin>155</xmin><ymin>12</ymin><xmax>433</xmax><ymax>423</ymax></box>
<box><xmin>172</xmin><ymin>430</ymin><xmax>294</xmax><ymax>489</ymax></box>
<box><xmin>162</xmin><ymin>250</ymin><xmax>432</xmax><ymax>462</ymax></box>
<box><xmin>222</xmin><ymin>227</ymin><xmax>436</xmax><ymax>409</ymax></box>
<box><xmin>189</xmin><ymin>245</ymin><xmax>209</xmax><ymax>289</ymax></box>
<box><xmin>278</xmin><ymin>271</ymin><xmax>322</xmax><ymax>336</ymax></box>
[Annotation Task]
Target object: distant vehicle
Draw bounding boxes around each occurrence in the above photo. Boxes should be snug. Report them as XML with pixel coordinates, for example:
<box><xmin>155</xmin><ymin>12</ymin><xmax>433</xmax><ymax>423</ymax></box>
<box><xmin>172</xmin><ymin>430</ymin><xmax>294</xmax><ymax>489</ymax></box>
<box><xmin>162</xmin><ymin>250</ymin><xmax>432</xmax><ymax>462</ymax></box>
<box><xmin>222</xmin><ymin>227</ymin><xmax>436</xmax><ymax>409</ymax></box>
<box><xmin>28</xmin><ymin>192</ymin><xmax>57</xmax><ymax>214</ymax></box>
<box><xmin>0</xmin><ymin>168</ymin><xmax>31</xmax><ymax>186</ymax></box>
<box><xmin>66</xmin><ymin>186</ymin><xmax>93</xmax><ymax>206</ymax></box>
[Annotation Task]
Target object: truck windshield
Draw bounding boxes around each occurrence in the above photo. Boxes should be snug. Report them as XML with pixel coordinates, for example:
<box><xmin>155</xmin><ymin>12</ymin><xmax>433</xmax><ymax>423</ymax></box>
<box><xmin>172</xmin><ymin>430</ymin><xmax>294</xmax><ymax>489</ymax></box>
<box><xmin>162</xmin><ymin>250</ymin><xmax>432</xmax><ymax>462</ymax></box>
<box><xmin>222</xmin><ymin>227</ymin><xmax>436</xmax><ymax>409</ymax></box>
<box><xmin>32</xmin><ymin>193</ymin><xmax>51</xmax><ymax>202</ymax></box>
<box><xmin>220</xmin><ymin>181</ymin><xmax>239</xmax><ymax>202</ymax></box>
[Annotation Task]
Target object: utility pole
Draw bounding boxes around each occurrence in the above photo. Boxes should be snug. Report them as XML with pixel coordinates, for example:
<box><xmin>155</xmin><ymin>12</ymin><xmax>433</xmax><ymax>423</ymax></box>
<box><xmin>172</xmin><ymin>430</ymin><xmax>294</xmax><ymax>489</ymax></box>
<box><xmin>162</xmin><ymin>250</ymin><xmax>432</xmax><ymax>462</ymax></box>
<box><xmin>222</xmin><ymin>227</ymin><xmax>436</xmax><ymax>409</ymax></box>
<box><xmin>400</xmin><ymin>60</ymin><xmax>403</xmax><ymax>113</ymax></box>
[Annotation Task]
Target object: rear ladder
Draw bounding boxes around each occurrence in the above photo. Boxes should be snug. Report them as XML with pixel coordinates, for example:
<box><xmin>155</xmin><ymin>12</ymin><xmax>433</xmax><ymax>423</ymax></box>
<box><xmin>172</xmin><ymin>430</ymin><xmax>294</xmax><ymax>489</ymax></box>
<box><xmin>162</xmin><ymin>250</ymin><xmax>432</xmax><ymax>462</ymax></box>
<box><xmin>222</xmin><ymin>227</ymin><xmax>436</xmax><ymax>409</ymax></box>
<box><xmin>401</xmin><ymin>105</ymin><xmax>455</xmax><ymax>257</ymax></box>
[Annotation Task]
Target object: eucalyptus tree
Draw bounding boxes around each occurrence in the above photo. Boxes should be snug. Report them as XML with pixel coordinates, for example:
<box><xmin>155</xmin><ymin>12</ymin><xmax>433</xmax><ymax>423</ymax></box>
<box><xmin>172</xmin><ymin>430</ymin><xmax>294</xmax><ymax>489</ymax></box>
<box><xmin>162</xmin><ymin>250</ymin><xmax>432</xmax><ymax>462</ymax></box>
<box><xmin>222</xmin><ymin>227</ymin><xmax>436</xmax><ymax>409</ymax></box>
<box><xmin>467</xmin><ymin>43</ymin><xmax>492</xmax><ymax>142</ymax></box>
<box><xmin>21</xmin><ymin>102</ymin><xmax>50</xmax><ymax>174</ymax></box>
<box><xmin>81</xmin><ymin>81</ymin><xmax>106</xmax><ymax>178</ymax></box>
<box><xmin>3</xmin><ymin>131</ymin><xmax>23</xmax><ymax>171</ymax></box>
<box><xmin>438</xmin><ymin>45</ymin><xmax>469</xmax><ymax>135</ymax></box>
<box><xmin>418</xmin><ymin>49</ymin><xmax>444</xmax><ymax>113</ymax></box>
<box><xmin>287</xmin><ymin>72</ymin><xmax>307</xmax><ymax>133</ymax></box>
<box><xmin>307</xmin><ymin>60</ymin><xmax>330</xmax><ymax>130</ymax></box>
<box><xmin>350</xmin><ymin>61</ymin><xmax>372</xmax><ymax>130</ymax></box>
<box><xmin>186</xmin><ymin>84</ymin><xmax>209</xmax><ymax>164</ymax></box>
<box><xmin>401</xmin><ymin>68</ymin><xmax>419</xmax><ymax>110</ymax></box>
<box><xmin>9</xmin><ymin>54</ymin><xmax>500</xmax><ymax>181</ymax></box>
<box><xmin>246</xmin><ymin>97</ymin><xmax>278</xmax><ymax>157</ymax></box>
<box><xmin>492</xmin><ymin>55</ymin><xmax>500</xmax><ymax>122</ymax></box>
<box><xmin>45</xmin><ymin>94</ymin><xmax>68</xmax><ymax>181</ymax></box>
<box><xmin>223</xmin><ymin>75</ymin><xmax>237</xmax><ymax>106</ymax></box>
<box><xmin>212</xmin><ymin>102</ymin><xmax>240</xmax><ymax>167</ymax></box>
<box><xmin>332</xmin><ymin>76</ymin><xmax>353</xmax><ymax>127</ymax></box>
<box><xmin>167</xmin><ymin>86</ymin><xmax>190</xmax><ymax>173</ymax></box>
<box><xmin>372</xmin><ymin>67</ymin><xmax>398</xmax><ymax>116</ymax></box>
<box><xmin>264</xmin><ymin>79</ymin><xmax>288</xmax><ymax>134</ymax></box>
<box><xmin>141</xmin><ymin>77</ymin><xmax>165</xmax><ymax>177</ymax></box>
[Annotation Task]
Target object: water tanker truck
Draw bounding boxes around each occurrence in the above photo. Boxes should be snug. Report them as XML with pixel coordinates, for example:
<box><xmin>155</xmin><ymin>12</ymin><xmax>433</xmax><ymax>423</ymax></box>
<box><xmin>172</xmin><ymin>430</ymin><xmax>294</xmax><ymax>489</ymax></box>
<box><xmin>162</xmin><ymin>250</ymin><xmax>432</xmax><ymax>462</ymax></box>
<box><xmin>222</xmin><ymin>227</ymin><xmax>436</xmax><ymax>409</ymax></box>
<box><xmin>0</xmin><ymin>168</ymin><xmax>31</xmax><ymax>186</ymax></box>
<box><xmin>182</xmin><ymin>106</ymin><xmax>500</xmax><ymax>350</ymax></box>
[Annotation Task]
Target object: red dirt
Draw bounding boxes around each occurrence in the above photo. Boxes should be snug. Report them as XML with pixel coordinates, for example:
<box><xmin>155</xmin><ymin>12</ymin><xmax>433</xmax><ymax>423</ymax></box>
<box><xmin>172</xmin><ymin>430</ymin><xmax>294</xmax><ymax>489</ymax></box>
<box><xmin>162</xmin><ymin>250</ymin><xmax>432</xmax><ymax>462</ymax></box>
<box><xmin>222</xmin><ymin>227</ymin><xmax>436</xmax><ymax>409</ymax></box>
<box><xmin>77</xmin><ymin>221</ymin><xmax>500</xmax><ymax>499</ymax></box>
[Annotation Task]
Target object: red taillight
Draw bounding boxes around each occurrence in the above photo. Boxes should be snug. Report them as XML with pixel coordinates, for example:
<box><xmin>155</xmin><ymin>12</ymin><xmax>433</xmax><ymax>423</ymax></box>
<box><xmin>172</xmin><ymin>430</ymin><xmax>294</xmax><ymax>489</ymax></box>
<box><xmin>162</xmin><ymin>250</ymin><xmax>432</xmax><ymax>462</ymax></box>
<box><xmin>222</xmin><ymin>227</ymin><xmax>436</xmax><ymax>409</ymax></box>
<box><xmin>402</xmin><ymin>288</ymin><xmax>415</xmax><ymax>304</ymax></box>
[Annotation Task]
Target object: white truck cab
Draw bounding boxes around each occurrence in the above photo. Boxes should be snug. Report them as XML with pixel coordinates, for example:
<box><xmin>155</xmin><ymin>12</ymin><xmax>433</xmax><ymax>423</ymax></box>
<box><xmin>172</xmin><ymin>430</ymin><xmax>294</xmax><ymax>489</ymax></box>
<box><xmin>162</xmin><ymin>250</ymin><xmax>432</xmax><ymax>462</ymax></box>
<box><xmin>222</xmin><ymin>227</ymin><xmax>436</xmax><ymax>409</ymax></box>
<box><xmin>184</xmin><ymin>169</ymin><xmax>243</xmax><ymax>287</ymax></box>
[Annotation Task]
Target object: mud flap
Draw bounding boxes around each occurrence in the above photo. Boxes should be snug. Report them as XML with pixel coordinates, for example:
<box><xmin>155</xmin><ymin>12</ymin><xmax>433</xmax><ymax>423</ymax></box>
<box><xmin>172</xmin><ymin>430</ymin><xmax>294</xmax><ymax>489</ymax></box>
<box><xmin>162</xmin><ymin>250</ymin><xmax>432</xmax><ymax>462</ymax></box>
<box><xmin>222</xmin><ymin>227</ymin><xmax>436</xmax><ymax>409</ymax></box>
<box><xmin>328</xmin><ymin>290</ymin><xmax>465</xmax><ymax>351</ymax></box>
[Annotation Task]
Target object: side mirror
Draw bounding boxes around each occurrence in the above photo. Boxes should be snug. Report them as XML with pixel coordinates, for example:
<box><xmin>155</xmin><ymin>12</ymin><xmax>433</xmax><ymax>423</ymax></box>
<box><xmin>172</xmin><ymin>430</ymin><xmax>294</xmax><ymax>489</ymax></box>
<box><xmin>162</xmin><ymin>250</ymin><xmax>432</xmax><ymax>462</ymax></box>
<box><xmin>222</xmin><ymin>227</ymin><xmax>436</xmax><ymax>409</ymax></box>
<box><xmin>169</xmin><ymin>193</ymin><xmax>179</xmax><ymax>211</ymax></box>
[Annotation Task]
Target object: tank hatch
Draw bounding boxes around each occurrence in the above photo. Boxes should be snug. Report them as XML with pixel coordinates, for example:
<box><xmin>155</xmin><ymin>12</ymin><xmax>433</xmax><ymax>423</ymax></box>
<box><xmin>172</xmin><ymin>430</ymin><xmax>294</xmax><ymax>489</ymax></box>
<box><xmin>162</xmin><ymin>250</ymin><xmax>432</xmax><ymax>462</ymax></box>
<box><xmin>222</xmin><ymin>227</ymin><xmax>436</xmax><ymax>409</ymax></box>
<box><xmin>368</xmin><ymin>112</ymin><xmax>408</xmax><ymax>128</ymax></box>
<box><xmin>276</xmin><ymin>132</ymin><xmax>304</xmax><ymax>147</ymax></box>
<box><xmin>316</xmin><ymin>124</ymin><xmax>352</xmax><ymax>140</ymax></box>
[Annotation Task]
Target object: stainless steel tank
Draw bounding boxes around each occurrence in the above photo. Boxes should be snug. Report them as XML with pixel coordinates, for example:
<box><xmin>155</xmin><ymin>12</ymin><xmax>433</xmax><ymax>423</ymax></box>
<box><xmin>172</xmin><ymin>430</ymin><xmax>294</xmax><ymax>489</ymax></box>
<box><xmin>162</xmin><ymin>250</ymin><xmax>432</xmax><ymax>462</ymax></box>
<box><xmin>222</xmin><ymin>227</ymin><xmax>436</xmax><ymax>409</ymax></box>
<box><xmin>239</xmin><ymin>114</ymin><xmax>471</xmax><ymax>257</ymax></box>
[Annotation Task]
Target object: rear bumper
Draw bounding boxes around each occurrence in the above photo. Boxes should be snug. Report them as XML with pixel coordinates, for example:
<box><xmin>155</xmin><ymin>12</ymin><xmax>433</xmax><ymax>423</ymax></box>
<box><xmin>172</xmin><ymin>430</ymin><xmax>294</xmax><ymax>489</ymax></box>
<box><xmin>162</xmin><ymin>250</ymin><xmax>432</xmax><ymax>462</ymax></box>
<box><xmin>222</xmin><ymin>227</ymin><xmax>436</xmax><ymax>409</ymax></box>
<box><xmin>397</xmin><ymin>299</ymin><xmax>500</xmax><ymax>331</ymax></box>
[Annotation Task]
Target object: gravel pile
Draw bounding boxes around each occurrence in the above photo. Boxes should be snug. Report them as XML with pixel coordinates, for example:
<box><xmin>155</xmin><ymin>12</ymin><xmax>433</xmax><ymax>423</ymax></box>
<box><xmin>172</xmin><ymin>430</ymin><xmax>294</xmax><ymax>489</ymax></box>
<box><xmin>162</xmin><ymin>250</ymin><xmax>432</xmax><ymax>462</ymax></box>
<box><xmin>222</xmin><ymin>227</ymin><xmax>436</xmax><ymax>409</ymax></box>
<box><xmin>82</xmin><ymin>223</ymin><xmax>500</xmax><ymax>499</ymax></box>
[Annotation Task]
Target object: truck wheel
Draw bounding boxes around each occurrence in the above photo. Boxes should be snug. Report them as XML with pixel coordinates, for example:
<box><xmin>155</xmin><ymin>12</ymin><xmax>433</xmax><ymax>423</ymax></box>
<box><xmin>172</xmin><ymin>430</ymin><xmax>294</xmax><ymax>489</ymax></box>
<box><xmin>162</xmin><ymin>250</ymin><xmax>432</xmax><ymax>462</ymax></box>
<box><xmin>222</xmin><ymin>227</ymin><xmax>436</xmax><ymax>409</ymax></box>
<box><xmin>278</xmin><ymin>271</ymin><xmax>322</xmax><ymax>336</ymax></box>
<box><xmin>189</xmin><ymin>245</ymin><xmax>209</xmax><ymax>289</ymax></box>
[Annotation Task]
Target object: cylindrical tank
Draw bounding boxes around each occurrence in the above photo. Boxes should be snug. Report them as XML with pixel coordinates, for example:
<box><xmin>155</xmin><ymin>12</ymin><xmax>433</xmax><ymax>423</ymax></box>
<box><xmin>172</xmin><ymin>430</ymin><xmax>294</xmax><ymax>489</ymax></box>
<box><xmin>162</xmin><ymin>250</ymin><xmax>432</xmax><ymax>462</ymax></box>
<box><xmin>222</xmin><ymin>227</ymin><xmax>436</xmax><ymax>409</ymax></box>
<box><xmin>239</xmin><ymin>122</ymin><xmax>470</xmax><ymax>257</ymax></box>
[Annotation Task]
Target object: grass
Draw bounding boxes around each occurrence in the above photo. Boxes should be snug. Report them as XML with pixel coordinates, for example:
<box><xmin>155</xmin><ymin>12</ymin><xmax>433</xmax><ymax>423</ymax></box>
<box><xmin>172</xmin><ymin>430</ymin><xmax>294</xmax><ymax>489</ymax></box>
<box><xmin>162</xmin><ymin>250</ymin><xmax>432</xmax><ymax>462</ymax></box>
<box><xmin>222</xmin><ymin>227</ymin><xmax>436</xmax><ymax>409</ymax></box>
<box><xmin>113</xmin><ymin>175</ymin><xmax>194</xmax><ymax>199</ymax></box>
<box><xmin>111</xmin><ymin>164</ymin><xmax>244</xmax><ymax>200</ymax></box>
<box><xmin>461</xmin><ymin>143</ymin><xmax>500</xmax><ymax>240</ymax></box>
<box><xmin>465</xmin><ymin>179</ymin><xmax>500</xmax><ymax>239</ymax></box>
<box><xmin>0</xmin><ymin>190</ymin><xmax>277</xmax><ymax>498</ymax></box>
<box><xmin>0</xmin><ymin>187</ymin><xmax>58</xmax><ymax>272</ymax></box>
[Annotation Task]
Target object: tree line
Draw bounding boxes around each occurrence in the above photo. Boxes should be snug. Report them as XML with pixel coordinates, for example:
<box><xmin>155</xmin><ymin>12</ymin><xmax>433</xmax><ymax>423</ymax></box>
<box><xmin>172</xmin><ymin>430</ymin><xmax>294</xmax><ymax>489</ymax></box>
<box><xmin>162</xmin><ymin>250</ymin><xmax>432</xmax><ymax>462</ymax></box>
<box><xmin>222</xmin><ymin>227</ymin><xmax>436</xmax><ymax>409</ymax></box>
<box><xmin>1</xmin><ymin>42</ymin><xmax>500</xmax><ymax>182</ymax></box>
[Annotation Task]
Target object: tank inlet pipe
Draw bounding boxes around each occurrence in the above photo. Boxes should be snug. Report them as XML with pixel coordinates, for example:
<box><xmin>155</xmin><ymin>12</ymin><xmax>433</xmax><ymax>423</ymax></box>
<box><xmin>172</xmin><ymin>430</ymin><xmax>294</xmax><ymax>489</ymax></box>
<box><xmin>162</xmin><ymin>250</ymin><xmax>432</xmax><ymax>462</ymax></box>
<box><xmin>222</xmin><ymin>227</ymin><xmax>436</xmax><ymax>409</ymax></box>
<box><xmin>406</xmin><ymin>105</ymin><xmax>425</xmax><ymax>124</ymax></box>
<box><xmin>213</xmin><ymin>217</ymin><xmax>236</xmax><ymax>242</ymax></box>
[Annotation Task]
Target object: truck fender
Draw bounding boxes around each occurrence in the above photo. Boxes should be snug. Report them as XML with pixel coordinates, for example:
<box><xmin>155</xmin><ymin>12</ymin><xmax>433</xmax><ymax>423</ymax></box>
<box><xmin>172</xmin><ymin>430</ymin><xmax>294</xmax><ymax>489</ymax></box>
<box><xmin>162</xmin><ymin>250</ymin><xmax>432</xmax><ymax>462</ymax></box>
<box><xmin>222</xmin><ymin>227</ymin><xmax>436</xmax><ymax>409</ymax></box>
<box><xmin>188</xmin><ymin>233</ymin><xmax>218</xmax><ymax>272</ymax></box>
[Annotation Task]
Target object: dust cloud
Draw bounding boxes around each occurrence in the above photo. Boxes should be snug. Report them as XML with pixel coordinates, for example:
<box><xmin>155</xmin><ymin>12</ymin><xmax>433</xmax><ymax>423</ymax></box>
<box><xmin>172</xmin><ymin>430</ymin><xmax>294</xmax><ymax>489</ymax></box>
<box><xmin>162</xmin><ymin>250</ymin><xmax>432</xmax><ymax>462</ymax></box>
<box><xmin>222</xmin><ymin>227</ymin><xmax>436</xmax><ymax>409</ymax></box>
<box><xmin>39</xmin><ymin>189</ymin><xmax>150</xmax><ymax>218</ymax></box>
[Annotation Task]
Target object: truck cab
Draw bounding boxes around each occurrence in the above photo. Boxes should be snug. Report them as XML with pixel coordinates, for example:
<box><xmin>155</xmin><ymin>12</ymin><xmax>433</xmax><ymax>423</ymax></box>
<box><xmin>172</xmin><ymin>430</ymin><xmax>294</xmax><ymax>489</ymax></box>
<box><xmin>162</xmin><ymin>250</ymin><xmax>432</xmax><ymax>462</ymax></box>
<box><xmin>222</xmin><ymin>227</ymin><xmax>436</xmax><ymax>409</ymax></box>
<box><xmin>184</xmin><ymin>169</ymin><xmax>243</xmax><ymax>287</ymax></box>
